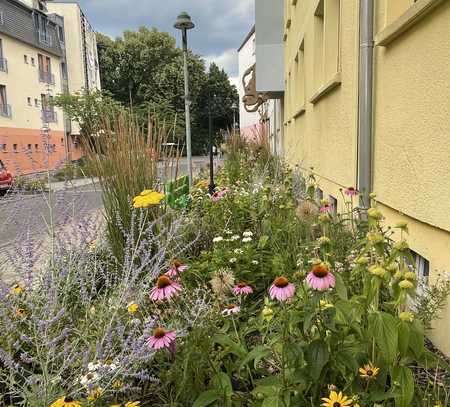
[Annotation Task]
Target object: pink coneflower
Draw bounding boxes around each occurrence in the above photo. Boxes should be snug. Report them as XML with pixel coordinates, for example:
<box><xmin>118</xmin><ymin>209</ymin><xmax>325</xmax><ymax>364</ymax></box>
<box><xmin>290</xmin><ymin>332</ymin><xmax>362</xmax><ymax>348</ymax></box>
<box><xmin>149</xmin><ymin>276</ymin><xmax>182</xmax><ymax>301</ymax></box>
<box><xmin>165</xmin><ymin>259</ymin><xmax>188</xmax><ymax>278</ymax></box>
<box><xmin>344</xmin><ymin>187</ymin><xmax>358</xmax><ymax>197</ymax></box>
<box><xmin>269</xmin><ymin>277</ymin><xmax>296</xmax><ymax>301</ymax></box>
<box><xmin>319</xmin><ymin>203</ymin><xmax>333</xmax><ymax>213</ymax></box>
<box><xmin>222</xmin><ymin>304</ymin><xmax>240</xmax><ymax>315</ymax></box>
<box><xmin>232</xmin><ymin>282</ymin><xmax>253</xmax><ymax>296</ymax></box>
<box><xmin>211</xmin><ymin>187</ymin><xmax>230</xmax><ymax>202</ymax></box>
<box><xmin>147</xmin><ymin>327</ymin><xmax>176</xmax><ymax>351</ymax></box>
<box><xmin>306</xmin><ymin>263</ymin><xmax>336</xmax><ymax>291</ymax></box>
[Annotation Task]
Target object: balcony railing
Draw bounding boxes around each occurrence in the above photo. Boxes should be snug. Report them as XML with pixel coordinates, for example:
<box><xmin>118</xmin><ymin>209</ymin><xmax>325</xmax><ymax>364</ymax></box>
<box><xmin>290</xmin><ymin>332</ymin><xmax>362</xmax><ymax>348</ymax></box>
<box><xmin>0</xmin><ymin>104</ymin><xmax>12</xmax><ymax>118</ymax></box>
<box><xmin>0</xmin><ymin>58</ymin><xmax>7</xmax><ymax>73</ymax></box>
<box><xmin>42</xmin><ymin>109</ymin><xmax>57</xmax><ymax>123</ymax></box>
<box><xmin>39</xmin><ymin>70</ymin><xmax>55</xmax><ymax>85</ymax></box>
<box><xmin>37</xmin><ymin>30</ymin><xmax>53</xmax><ymax>47</ymax></box>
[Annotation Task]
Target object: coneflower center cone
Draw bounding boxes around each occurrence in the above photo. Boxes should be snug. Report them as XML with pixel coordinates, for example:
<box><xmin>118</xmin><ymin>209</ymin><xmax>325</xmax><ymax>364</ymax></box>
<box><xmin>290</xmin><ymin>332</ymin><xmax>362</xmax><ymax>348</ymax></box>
<box><xmin>64</xmin><ymin>397</ymin><xmax>74</xmax><ymax>402</ymax></box>
<box><xmin>172</xmin><ymin>260</ymin><xmax>182</xmax><ymax>268</ymax></box>
<box><xmin>312</xmin><ymin>264</ymin><xmax>329</xmax><ymax>278</ymax></box>
<box><xmin>153</xmin><ymin>327</ymin><xmax>166</xmax><ymax>338</ymax></box>
<box><xmin>237</xmin><ymin>282</ymin><xmax>247</xmax><ymax>288</ymax></box>
<box><xmin>274</xmin><ymin>277</ymin><xmax>289</xmax><ymax>288</ymax></box>
<box><xmin>156</xmin><ymin>276</ymin><xmax>172</xmax><ymax>289</ymax></box>
<box><xmin>226</xmin><ymin>304</ymin><xmax>237</xmax><ymax>309</ymax></box>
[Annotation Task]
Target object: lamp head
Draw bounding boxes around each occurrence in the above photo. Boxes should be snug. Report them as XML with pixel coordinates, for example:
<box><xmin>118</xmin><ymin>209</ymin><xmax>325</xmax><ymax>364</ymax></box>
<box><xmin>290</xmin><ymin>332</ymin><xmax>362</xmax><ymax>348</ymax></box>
<box><xmin>174</xmin><ymin>12</ymin><xmax>195</xmax><ymax>30</ymax></box>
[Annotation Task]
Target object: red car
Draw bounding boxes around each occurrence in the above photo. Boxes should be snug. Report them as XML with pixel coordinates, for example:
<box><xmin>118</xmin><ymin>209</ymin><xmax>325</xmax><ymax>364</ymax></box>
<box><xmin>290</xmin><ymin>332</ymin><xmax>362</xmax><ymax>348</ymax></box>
<box><xmin>0</xmin><ymin>159</ymin><xmax>12</xmax><ymax>195</ymax></box>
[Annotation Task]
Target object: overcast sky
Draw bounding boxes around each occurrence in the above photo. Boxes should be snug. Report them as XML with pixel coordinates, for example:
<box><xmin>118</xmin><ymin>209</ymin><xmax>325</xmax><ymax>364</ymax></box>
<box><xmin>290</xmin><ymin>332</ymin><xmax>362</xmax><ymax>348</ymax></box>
<box><xmin>74</xmin><ymin>0</ymin><xmax>255</xmax><ymax>86</ymax></box>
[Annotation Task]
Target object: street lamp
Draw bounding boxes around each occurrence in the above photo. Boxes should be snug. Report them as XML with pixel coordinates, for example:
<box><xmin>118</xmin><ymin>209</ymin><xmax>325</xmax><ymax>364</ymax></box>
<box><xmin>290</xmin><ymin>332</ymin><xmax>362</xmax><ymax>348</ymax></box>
<box><xmin>231</xmin><ymin>102</ymin><xmax>238</xmax><ymax>132</ymax></box>
<box><xmin>208</xmin><ymin>90</ymin><xmax>216</xmax><ymax>195</ymax></box>
<box><xmin>174</xmin><ymin>11</ymin><xmax>195</xmax><ymax>188</ymax></box>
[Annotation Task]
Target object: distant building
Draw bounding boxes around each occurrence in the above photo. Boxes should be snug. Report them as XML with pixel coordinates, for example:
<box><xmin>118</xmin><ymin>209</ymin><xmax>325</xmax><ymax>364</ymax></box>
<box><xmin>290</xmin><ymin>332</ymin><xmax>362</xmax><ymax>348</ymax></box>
<box><xmin>238</xmin><ymin>20</ymin><xmax>284</xmax><ymax>156</ymax></box>
<box><xmin>0</xmin><ymin>0</ymin><xmax>99</xmax><ymax>175</ymax></box>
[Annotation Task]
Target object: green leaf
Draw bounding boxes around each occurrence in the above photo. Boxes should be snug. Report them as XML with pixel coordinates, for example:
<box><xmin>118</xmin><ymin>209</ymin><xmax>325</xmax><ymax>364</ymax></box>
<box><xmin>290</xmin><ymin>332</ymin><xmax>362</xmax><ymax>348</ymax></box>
<box><xmin>391</xmin><ymin>366</ymin><xmax>414</xmax><ymax>407</ymax></box>
<box><xmin>258</xmin><ymin>235</ymin><xmax>269</xmax><ymax>249</ymax></box>
<box><xmin>193</xmin><ymin>389</ymin><xmax>221</xmax><ymax>407</ymax></box>
<box><xmin>305</xmin><ymin>340</ymin><xmax>329</xmax><ymax>380</ymax></box>
<box><xmin>213</xmin><ymin>334</ymin><xmax>247</xmax><ymax>358</ymax></box>
<box><xmin>397</xmin><ymin>321</ymin><xmax>410</xmax><ymax>357</ymax></box>
<box><xmin>212</xmin><ymin>372</ymin><xmax>233</xmax><ymax>398</ymax></box>
<box><xmin>239</xmin><ymin>346</ymin><xmax>271</xmax><ymax>370</ymax></box>
<box><xmin>368</xmin><ymin>311</ymin><xmax>398</xmax><ymax>363</ymax></box>
<box><xmin>408</xmin><ymin>320</ymin><xmax>424</xmax><ymax>359</ymax></box>
<box><xmin>334</xmin><ymin>273</ymin><xmax>348</xmax><ymax>300</ymax></box>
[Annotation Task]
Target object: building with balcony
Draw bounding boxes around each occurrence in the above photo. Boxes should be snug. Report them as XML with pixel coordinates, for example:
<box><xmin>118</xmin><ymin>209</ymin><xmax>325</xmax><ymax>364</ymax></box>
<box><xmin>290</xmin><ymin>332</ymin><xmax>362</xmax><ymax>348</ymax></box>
<box><xmin>279</xmin><ymin>0</ymin><xmax>450</xmax><ymax>355</ymax></box>
<box><xmin>0</xmin><ymin>0</ymin><xmax>100</xmax><ymax>174</ymax></box>
<box><xmin>0</xmin><ymin>0</ymin><xmax>66</xmax><ymax>174</ymax></box>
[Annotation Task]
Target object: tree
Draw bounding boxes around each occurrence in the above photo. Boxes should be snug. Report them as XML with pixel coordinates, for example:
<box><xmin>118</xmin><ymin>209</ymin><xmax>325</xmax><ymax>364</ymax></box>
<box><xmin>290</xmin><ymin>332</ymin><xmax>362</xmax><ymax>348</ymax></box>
<box><xmin>96</xmin><ymin>27</ymin><xmax>238</xmax><ymax>154</ymax></box>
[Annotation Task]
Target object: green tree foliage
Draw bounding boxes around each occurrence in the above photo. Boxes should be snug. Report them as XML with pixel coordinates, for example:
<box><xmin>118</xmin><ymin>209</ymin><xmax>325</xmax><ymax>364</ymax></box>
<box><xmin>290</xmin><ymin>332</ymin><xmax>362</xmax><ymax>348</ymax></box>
<box><xmin>96</xmin><ymin>27</ymin><xmax>239</xmax><ymax>154</ymax></box>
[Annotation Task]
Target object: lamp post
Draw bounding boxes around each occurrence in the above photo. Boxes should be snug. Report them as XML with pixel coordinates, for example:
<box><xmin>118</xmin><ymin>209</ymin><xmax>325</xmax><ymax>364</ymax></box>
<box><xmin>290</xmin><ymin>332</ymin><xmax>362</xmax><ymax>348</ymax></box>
<box><xmin>208</xmin><ymin>90</ymin><xmax>216</xmax><ymax>195</ymax></box>
<box><xmin>174</xmin><ymin>11</ymin><xmax>195</xmax><ymax>188</ymax></box>
<box><xmin>231</xmin><ymin>102</ymin><xmax>238</xmax><ymax>132</ymax></box>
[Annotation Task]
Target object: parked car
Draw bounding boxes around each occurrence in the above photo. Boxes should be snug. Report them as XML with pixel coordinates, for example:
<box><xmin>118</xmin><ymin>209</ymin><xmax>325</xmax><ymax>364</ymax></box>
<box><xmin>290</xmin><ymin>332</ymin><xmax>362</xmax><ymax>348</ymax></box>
<box><xmin>0</xmin><ymin>160</ymin><xmax>12</xmax><ymax>195</ymax></box>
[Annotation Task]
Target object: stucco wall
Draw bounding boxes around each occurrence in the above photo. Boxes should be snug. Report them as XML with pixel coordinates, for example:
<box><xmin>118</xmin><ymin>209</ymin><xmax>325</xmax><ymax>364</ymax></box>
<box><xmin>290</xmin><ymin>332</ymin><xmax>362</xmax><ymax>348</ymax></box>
<box><xmin>283</xmin><ymin>0</ymin><xmax>359</xmax><ymax>211</ymax></box>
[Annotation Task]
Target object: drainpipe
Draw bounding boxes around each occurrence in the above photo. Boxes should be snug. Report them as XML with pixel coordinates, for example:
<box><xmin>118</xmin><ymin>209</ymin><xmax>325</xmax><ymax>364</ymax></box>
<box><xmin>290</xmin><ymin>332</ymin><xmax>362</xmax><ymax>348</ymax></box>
<box><xmin>357</xmin><ymin>0</ymin><xmax>374</xmax><ymax>208</ymax></box>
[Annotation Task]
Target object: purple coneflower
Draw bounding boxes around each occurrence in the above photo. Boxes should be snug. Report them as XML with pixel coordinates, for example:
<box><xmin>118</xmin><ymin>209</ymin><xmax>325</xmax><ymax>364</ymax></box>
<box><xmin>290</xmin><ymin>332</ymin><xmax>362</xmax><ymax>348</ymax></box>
<box><xmin>165</xmin><ymin>259</ymin><xmax>188</xmax><ymax>278</ymax></box>
<box><xmin>211</xmin><ymin>187</ymin><xmax>230</xmax><ymax>202</ymax></box>
<box><xmin>319</xmin><ymin>203</ymin><xmax>333</xmax><ymax>213</ymax></box>
<box><xmin>149</xmin><ymin>275</ymin><xmax>182</xmax><ymax>301</ymax></box>
<box><xmin>232</xmin><ymin>282</ymin><xmax>253</xmax><ymax>296</ymax></box>
<box><xmin>269</xmin><ymin>277</ymin><xmax>296</xmax><ymax>301</ymax></box>
<box><xmin>222</xmin><ymin>304</ymin><xmax>240</xmax><ymax>315</ymax></box>
<box><xmin>147</xmin><ymin>327</ymin><xmax>176</xmax><ymax>350</ymax></box>
<box><xmin>306</xmin><ymin>263</ymin><xmax>336</xmax><ymax>291</ymax></box>
<box><xmin>344</xmin><ymin>187</ymin><xmax>358</xmax><ymax>197</ymax></box>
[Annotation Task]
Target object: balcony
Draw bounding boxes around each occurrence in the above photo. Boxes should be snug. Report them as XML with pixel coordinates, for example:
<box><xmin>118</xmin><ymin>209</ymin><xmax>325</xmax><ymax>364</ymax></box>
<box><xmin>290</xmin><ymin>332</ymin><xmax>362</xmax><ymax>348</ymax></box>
<box><xmin>37</xmin><ymin>30</ymin><xmax>53</xmax><ymax>47</ymax></box>
<box><xmin>42</xmin><ymin>109</ymin><xmax>57</xmax><ymax>123</ymax></box>
<box><xmin>0</xmin><ymin>104</ymin><xmax>12</xmax><ymax>118</ymax></box>
<box><xmin>39</xmin><ymin>70</ymin><xmax>55</xmax><ymax>85</ymax></box>
<box><xmin>0</xmin><ymin>58</ymin><xmax>7</xmax><ymax>73</ymax></box>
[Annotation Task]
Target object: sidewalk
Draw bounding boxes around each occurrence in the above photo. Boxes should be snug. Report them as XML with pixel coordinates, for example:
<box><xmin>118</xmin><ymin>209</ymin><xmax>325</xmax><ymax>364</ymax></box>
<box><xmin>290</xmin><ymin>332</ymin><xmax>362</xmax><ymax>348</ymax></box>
<box><xmin>48</xmin><ymin>177</ymin><xmax>99</xmax><ymax>192</ymax></box>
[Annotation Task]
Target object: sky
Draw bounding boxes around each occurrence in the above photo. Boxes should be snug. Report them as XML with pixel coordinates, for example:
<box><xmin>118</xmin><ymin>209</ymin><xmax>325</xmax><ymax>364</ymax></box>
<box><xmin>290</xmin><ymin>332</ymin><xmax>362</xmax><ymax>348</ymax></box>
<box><xmin>73</xmin><ymin>0</ymin><xmax>255</xmax><ymax>87</ymax></box>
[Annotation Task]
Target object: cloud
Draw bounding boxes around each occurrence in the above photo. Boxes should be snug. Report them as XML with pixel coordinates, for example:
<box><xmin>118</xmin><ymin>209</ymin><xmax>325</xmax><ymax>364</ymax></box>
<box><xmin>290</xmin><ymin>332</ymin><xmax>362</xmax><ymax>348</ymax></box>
<box><xmin>74</xmin><ymin>0</ymin><xmax>254</xmax><ymax>78</ymax></box>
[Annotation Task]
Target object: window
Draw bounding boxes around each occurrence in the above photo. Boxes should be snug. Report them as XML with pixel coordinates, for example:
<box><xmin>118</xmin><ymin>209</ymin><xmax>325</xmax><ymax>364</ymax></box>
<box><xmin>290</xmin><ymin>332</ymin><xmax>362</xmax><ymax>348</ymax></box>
<box><xmin>34</xmin><ymin>98</ymin><xmax>39</xmax><ymax>107</ymax></box>
<box><xmin>1</xmin><ymin>144</ymin><xmax>6</xmax><ymax>152</ymax></box>
<box><xmin>58</xmin><ymin>26</ymin><xmax>64</xmax><ymax>43</ymax></box>
<box><xmin>13</xmin><ymin>143</ymin><xmax>17</xmax><ymax>152</ymax></box>
<box><xmin>313</xmin><ymin>0</ymin><xmax>340</xmax><ymax>90</ymax></box>
<box><xmin>34</xmin><ymin>144</ymin><xmax>39</xmax><ymax>151</ymax></box>
<box><xmin>410</xmin><ymin>250</ymin><xmax>430</xmax><ymax>294</ymax></box>
<box><xmin>31</xmin><ymin>57</ymin><xmax>35</xmax><ymax>66</ymax></box>
<box><xmin>27</xmin><ymin>97</ymin><xmax>32</xmax><ymax>106</ymax></box>
<box><xmin>297</xmin><ymin>40</ymin><xmax>306</xmax><ymax>109</ymax></box>
<box><xmin>0</xmin><ymin>84</ymin><xmax>10</xmax><ymax>117</ymax></box>
<box><xmin>0</xmin><ymin>39</ymin><xmax>6</xmax><ymax>72</ymax></box>
<box><xmin>316</xmin><ymin>188</ymin><xmax>324</xmax><ymax>201</ymax></box>
<box><xmin>24</xmin><ymin>55</ymin><xmax>28</xmax><ymax>64</ymax></box>
<box><xmin>61</xmin><ymin>62</ymin><xmax>68</xmax><ymax>80</ymax></box>
<box><xmin>329</xmin><ymin>195</ymin><xmax>338</xmax><ymax>214</ymax></box>
<box><xmin>27</xmin><ymin>144</ymin><xmax>32</xmax><ymax>152</ymax></box>
<box><xmin>60</xmin><ymin>137</ymin><xmax>64</xmax><ymax>145</ymax></box>
<box><xmin>38</xmin><ymin>54</ymin><xmax>54</xmax><ymax>84</ymax></box>
<box><xmin>0</xmin><ymin>9</ymin><xmax>4</xmax><ymax>25</ymax></box>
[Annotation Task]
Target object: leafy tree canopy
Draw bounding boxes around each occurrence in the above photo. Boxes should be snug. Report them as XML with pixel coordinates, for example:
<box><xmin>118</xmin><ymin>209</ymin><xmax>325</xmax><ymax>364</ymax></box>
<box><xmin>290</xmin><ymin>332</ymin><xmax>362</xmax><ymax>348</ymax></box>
<box><xmin>96</xmin><ymin>27</ymin><xmax>239</xmax><ymax>154</ymax></box>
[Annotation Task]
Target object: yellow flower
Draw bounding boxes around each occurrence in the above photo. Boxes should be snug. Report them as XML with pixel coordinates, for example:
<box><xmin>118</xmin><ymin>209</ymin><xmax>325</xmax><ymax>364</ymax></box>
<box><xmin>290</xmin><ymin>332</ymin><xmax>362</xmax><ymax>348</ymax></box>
<box><xmin>127</xmin><ymin>302</ymin><xmax>139</xmax><ymax>314</ymax></box>
<box><xmin>355</xmin><ymin>256</ymin><xmax>369</xmax><ymax>266</ymax></box>
<box><xmin>369</xmin><ymin>265</ymin><xmax>387</xmax><ymax>277</ymax></box>
<box><xmin>125</xmin><ymin>402</ymin><xmax>141</xmax><ymax>407</ymax></box>
<box><xmin>87</xmin><ymin>387</ymin><xmax>103</xmax><ymax>401</ymax></box>
<box><xmin>109</xmin><ymin>405</ymin><xmax>121</xmax><ymax>407</ymax></box>
<box><xmin>112</xmin><ymin>379</ymin><xmax>124</xmax><ymax>389</ymax></box>
<box><xmin>195</xmin><ymin>180</ymin><xmax>208</xmax><ymax>189</ymax></box>
<box><xmin>319</xmin><ymin>300</ymin><xmax>334</xmax><ymax>309</ymax></box>
<box><xmin>11</xmin><ymin>283</ymin><xmax>24</xmax><ymax>295</ymax></box>
<box><xmin>404</xmin><ymin>271</ymin><xmax>416</xmax><ymax>281</ymax></box>
<box><xmin>399</xmin><ymin>279</ymin><xmax>414</xmax><ymax>290</ymax></box>
<box><xmin>359</xmin><ymin>362</ymin><xmax>380</xmax><ymax>380</ymax></box>
<box><xmin>262</xmin><ymin>306</ymin><xmax>274</xmax><ymax>321</ymax></box>
<box><xmin>321</xmin><ymin>391</ymin><xmax>353</xmax><ymax>407</ymax></box>
<box><xmin>133</xmin><ymin>190</ymin><xmax>165</xmax><ymax>208</ymax></box>
<box><xmin>399</xmin><ymin>311</ymin><xmax>414</xmax><ymax>322</ymax></box>
<box><xmin>368</xmin><ymin>208</ymin><xmax>383</xmax><ymax>220</ymax></box>
<box><xmin>15</xmin><ymin>308</ymin><xmax>27</xmax><ymax>318</ymax></box>
<box><xmin>49</xmin><ymin>396</ymin><xmax>82</xmax><ymax>407</ymax></box>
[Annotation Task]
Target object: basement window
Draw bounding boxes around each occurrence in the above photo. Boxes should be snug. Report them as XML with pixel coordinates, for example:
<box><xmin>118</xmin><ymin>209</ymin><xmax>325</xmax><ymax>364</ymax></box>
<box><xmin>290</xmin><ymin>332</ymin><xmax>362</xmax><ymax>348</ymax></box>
<box><xmin>329</xmin><ymin>195</ymin><xmax>338</xmax><ymax>214</ymax></box>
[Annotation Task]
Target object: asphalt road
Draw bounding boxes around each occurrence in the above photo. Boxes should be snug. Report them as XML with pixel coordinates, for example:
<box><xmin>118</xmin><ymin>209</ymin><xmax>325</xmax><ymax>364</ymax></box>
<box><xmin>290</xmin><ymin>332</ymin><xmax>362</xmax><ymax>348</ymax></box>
<box><xmin>0</xmin><ymin>156</ymin><xmax>215</xmax><ymax>249</ymax></box>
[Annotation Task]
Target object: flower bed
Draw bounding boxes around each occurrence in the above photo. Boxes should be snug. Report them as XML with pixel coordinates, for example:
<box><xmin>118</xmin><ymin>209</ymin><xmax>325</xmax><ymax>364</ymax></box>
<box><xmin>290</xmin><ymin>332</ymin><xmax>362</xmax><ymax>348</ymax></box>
<box><xmin>1</xmin><ymin>138</ymin><xmax>449</xmax><ymax>406</ymax></box>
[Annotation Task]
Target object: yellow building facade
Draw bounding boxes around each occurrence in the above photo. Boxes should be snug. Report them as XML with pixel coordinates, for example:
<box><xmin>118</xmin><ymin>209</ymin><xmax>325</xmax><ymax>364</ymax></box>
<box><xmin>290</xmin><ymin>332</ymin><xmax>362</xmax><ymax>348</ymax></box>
<box><xmin>283</xmin><ymin>0</ymin><xmax>450</xmax><ymax>355</ymax></box>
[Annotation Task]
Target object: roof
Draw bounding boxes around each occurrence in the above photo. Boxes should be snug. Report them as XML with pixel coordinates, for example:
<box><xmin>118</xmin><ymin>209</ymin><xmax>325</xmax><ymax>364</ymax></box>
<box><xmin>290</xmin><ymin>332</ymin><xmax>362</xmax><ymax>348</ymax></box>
<box><xmin>237</xmin><ymin>25</ymin><xmax>255</xmax><ymax>52</ymax></box>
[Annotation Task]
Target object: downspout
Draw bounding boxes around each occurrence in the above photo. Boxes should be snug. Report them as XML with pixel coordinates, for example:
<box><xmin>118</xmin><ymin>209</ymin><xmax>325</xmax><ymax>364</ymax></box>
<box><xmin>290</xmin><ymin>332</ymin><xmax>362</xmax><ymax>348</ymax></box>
<box><xmin>357</xmin><ymin>0</ymin><xmax>374</xmax><ymax>208</ymax></box>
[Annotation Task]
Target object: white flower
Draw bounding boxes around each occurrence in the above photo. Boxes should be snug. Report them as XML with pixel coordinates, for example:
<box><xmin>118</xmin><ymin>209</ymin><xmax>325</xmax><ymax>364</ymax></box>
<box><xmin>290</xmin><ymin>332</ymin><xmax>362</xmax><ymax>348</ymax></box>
<box><xmin>87</xmin><ymin>362</ymin><xmax>100</xmax><ymax>372</ymax></box>
<box><xmin>213</xmin><ymin>236</ymin><xmax>223</xmax><ymax>243</ymax></box>
<box><xmin>243</xmin><ymin>231</ymin><xmax>253</xmax><ymax>237</ymax></box>
<box><xmin>252</xmin><ymin>260</ymin><xmax>259</xmax><ymax>265</ymax></box>
<box><xmin>242</xmin><ymin>237</ymin><xmax>252</xmax><ymax>243</ymax></box>
<box><xmin>222</xmin><ymin>305</ymin><xmax>240</xmax><ymax>315</ymax></box>
<box><xmin>231</xmin><ymin>235</ymin><xmax>240</xmax><ymax>241</ymax></box>
<box><xmin>80</xmin><ymin>372</ymin><xmax>99</xmax><ymax>387</ymax></box>
<box><xmin>229</xmin><ymin>258</ymin><xmax>237</xmax><ymax>263</ymax></box>
<box><xmin>224</xmin><ymin>229</ymin><xmax>233</xmax><ymax>235</ymax></box>
<box><xmin>234</xmin><ymin>248</ymin><xmax>244</xmax><ymax>255</ymax></box>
